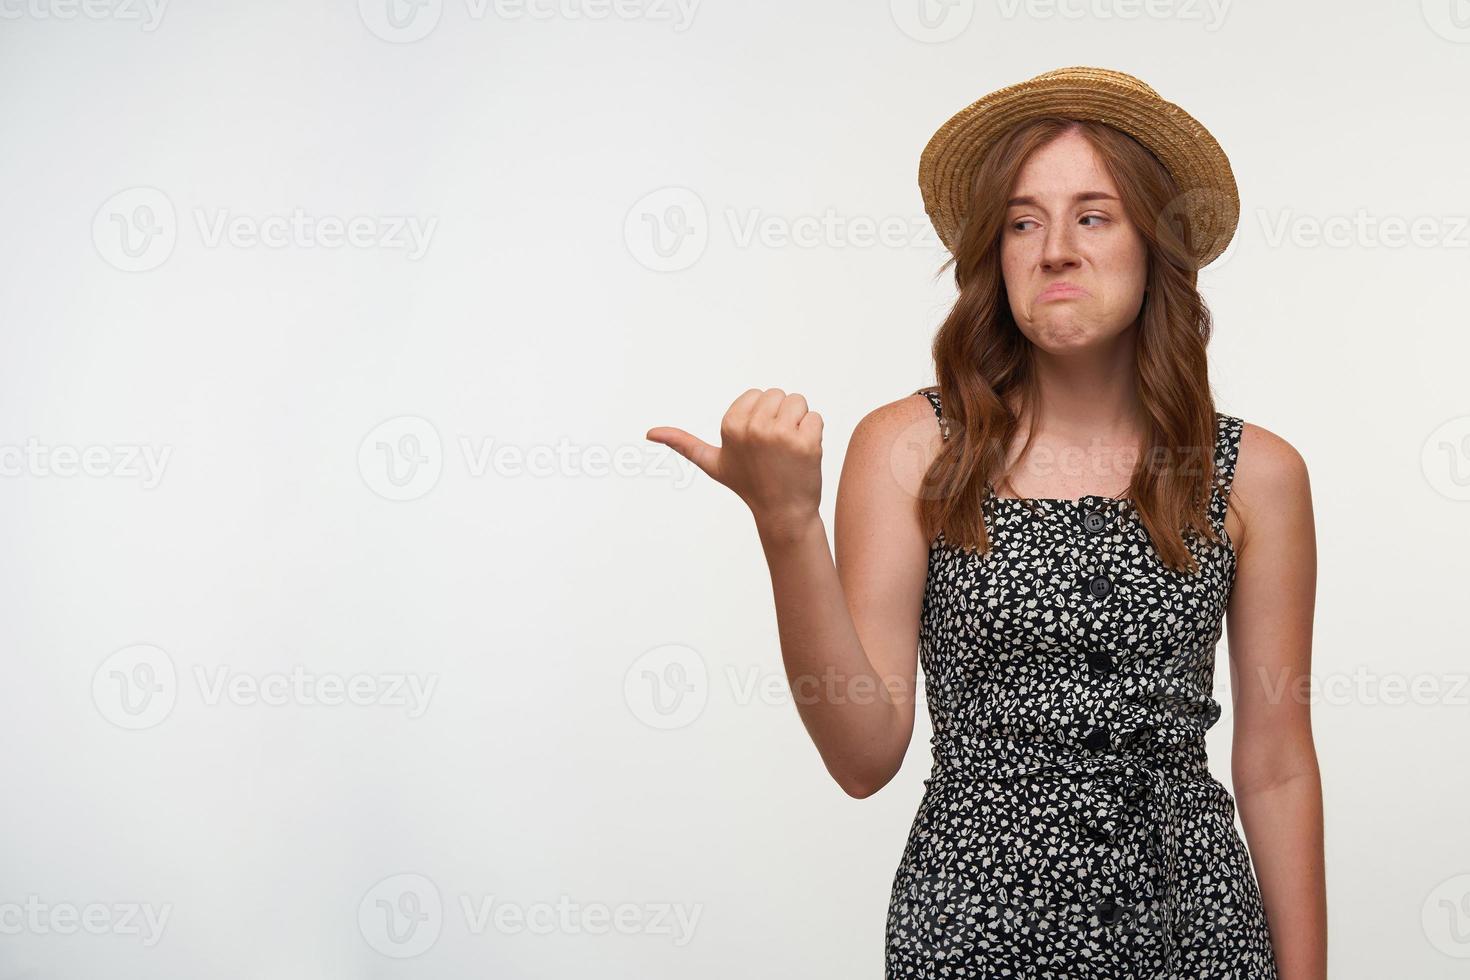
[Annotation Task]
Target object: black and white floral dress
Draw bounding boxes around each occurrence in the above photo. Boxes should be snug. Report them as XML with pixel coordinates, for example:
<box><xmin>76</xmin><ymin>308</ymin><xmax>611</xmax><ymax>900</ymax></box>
<box><xmin>885</xmin><ymin>387</ymin><xmax>1279</xmax><ymax>978</ymax></box>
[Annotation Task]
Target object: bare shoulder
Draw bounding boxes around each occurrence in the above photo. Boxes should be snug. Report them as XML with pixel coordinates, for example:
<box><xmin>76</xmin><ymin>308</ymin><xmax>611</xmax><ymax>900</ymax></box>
<box><xmin>1234</xmin><ymin>420</ymin><xmax>1311</xmax><ymax>498</ymax></box>
<box><xmin>869</xmin><ymin>389</ymin><xmax>942</xmax><ymax>429</ymax></box>
<box><xmin>844</xmin><ymin>391</ymin><xmax>944</xmax><ymax>460</ymax></box>
<box><xmin>837</xmin><ymin>390</ymin><xmax>946</xmax><ymax>511</ymax></box>
<box><xmin>1231</xmin><ymin>419</ymin><xmax>1314</xmax><ymax>552</ymax></box>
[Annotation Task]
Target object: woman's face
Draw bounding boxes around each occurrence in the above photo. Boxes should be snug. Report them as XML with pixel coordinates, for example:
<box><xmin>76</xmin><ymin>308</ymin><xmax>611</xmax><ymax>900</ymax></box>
<box><xmin>1000</xmin><ymin>130</ymin><xmax>1149</xmax><ymax>353</ymax></box>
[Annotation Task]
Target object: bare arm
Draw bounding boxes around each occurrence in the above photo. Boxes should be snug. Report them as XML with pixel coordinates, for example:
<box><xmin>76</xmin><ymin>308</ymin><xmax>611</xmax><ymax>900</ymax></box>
<box><xmin>768</xmin><ymin>394</ymin><xmax>935</xmax><ymax>796</ymax></box>
<box><xmin>647</xmin><ymin>389</ymin><xmax>936</xmax><ymax>797</ymax></box>
<box><xmin>1224</xmin><ymin>423</ymin><xmax>1327</xmax><ymax>980</ymax></box>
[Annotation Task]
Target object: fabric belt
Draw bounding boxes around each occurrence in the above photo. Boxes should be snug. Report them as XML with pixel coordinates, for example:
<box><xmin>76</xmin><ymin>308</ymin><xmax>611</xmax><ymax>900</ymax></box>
<box><xmin>923</xmin><ymin>731</ymin><xmax>1214</xmax><ymax>968</ymax></box>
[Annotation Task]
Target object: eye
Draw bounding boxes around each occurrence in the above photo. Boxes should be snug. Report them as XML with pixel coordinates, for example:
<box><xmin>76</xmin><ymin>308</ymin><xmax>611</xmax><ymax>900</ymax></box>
<box><xmin>1011</xmin><ymin>219</ymin><xmax>1037</xmax><ymax>232</ymax></box>
<box><xmin>1080</xmin><ymin>213</ymin><xmax>1108</xmax><ymax>227</ymax></box>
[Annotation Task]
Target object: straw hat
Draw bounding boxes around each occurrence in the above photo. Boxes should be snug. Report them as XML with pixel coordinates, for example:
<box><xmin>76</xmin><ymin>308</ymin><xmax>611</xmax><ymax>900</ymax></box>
<box><xmin>918</xmin><ymin>66</ymin><xmax>1239</xmax><ymax>269</ymax></box>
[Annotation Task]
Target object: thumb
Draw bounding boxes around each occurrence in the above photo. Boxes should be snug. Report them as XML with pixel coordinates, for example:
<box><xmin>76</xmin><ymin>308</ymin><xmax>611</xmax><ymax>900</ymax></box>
<box><xmin>646</xmin><ymin>426</ymin><xmax>720</xmax><ymax>480</ymax></box>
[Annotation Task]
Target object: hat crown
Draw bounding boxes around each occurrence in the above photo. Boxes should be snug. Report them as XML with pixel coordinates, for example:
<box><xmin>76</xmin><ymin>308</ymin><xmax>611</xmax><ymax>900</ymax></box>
<box><xmin>1032</xmin><ymin>66</ymin><xmax>1160</xmax><ymax>100</ymax></box>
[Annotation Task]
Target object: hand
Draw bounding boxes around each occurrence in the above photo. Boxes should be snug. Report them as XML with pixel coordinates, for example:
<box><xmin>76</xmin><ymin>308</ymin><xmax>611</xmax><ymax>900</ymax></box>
<box><xmin>646</xmin><ymin>388</ymin><xmax>824</xmax><ymax>532</ymax></box>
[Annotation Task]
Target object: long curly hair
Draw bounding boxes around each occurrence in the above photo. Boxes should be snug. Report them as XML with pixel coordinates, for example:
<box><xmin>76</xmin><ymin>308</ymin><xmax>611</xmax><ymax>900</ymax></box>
<box><xmin>916</xmin><ymin>116</ymin><xmax>1231</xmax><ymax>574</ymax></box>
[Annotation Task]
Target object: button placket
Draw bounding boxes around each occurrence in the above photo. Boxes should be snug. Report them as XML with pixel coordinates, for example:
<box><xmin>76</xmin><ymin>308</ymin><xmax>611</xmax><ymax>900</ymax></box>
<box><xmin>1076</xmin><ymin>500</ymin><xmax>1119</xmax><ymax>680</ymax></box>
<box><xmin>1074</xmin><ymin>499</ymin><xmax>1119</xmax><ymax>755</ymax></box>
<box><xmin>1077</xmin><ymin>501</ymin><xmax>1116</xmax><ymax>603</ymax></box>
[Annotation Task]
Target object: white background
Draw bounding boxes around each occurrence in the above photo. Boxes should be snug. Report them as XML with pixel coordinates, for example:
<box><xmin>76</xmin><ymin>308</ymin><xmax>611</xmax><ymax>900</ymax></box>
<box><xmin>1</xmin><ymin>0</ymin><xmax>1467</xmax><ymax>977</ymax></box>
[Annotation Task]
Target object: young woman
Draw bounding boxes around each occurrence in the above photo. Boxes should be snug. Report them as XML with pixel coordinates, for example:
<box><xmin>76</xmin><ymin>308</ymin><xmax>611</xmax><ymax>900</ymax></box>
<box><xmin>647</xmin><ymin>67</ymin><xmax>1325</xmax><ymax>978</ymax></box>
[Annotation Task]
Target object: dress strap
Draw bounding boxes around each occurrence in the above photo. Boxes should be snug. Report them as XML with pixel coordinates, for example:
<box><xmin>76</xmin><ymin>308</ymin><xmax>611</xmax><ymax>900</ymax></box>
<box><xmin>1208</xmin><ymin>412</ymin><xmax>1245</xmax><ymax>529</ymax></box>
<box><xmin>915</xmin><ymin>386</ymin><xmax>949</xmax><ymax>441</ymax></box>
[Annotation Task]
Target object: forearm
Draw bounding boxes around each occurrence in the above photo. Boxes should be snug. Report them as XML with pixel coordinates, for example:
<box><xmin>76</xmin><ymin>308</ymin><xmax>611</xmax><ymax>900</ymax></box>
<box><xmin>756</xmin><ymin>514</ymin><xmax>906</xmax><ymax>797</ymax></box>
<box><xmin>1235</xmin><ymin>766</ymin><xmax>1327</xmax><ymax>980</ymax></box>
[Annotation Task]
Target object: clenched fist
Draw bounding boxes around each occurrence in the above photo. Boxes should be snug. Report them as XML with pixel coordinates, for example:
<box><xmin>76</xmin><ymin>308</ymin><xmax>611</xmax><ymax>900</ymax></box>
<box><xmin>646</xmin><ymin>388</ymin><xmax>824</xmax><ymax>535</ymax></box>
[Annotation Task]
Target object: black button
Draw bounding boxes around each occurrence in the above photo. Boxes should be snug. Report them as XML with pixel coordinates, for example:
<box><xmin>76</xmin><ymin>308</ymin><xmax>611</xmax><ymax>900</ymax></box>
<box><xmin>1088</xmin><ymin>575</ymin><xmax>1112</xmax><ymax>598</ymax></box>
<box><xmin>1083</xmin><ymin>728</ymin><xmax>1109</xmax><ymax>751</ymax></box>
<box><xmin>1095</xmin><ymin>897</ymin><xmax>1123</xmax><ymax>924</ymax></box>
<box><xmin>1086</xmin><ymin>649</ymin><xmax>1115</xmax><ymax>675</ymax></box>
<box><xmin>1082</xmin><ymin>511</ymin><xmax>1107</xmax><ymax>533</ymax></box>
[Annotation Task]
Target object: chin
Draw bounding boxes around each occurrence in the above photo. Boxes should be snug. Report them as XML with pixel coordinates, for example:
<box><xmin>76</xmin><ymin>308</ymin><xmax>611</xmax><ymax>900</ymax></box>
<box><xmin>1023</xmin><ymin>316</ymin><xmax>1103</xmax><ymax>351</ymax></box>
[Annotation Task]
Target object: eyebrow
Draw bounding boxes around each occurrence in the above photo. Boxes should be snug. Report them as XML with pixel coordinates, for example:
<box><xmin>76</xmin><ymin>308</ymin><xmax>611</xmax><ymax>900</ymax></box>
<box><xmin>1006</xmin><ymin>192</ymin><xmax>1120</xmax><ymax>209</ymax></box>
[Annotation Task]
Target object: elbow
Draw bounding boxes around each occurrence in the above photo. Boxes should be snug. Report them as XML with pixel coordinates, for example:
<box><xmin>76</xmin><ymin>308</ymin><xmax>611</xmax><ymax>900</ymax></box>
<box><xmin>835</xmin><ymin>762</ymin><xmax>899</xmax><ymax>799</ymax></box>
<box><xmin>833</xmin><ymin>713</ymin><xmax>912</xmax><ymax>798</ymax></box>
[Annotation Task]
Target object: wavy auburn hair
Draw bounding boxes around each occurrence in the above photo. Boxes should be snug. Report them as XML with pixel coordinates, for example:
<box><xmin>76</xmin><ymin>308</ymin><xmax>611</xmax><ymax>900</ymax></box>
<box><xmin>916</xmin><ymin>116</ymin><xmax>1231</xmax><ymax>574</ymax></box>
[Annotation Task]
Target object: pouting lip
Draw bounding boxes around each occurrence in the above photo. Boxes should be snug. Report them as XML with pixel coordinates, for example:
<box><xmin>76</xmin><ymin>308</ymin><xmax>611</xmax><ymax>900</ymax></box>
<box><xmin>1039</xmin><ymin>282</ymin><xmax>1088</xmax><ymax>299</ymax></box>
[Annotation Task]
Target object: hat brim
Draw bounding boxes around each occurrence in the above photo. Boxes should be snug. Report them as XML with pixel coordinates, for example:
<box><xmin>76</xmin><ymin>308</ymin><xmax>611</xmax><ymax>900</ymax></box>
<box><xmin>919</xmin><ymin>67</ymin><xmax>1239</xmax><ymax>269</ymax></box>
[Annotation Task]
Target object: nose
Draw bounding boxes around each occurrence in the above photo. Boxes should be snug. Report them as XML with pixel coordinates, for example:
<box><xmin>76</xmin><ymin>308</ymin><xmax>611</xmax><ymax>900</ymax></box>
<box><xmin>1040</xmin><ymin>222</ymin><xmax>1082</xmax><ymax>274</ymax></box>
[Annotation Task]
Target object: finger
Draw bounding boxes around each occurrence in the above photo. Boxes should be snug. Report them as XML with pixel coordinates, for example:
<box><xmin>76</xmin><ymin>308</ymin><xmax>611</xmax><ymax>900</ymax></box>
<box><xmin>754</xmin><ymin>387</ymin><xmax>788</xmax><ymax>422</ymax></box>
<box><xmin>646</xmin><ymin>426</ymin><xmax>720</xmax><ymax>479</ymax></box>
<box><xmin>724</xmin><ymin>388</ymin><xmax>767</xmax><ymax>433</ymax></box>
<box><xmin>797</xmin><ymin>409</ymin><xmax>823</xmax><ymax>444</ymax></box>
<box><xmin>776</xmin><ymin>392</ymin><xmax>808</xmax><ymax>429</ymax></box>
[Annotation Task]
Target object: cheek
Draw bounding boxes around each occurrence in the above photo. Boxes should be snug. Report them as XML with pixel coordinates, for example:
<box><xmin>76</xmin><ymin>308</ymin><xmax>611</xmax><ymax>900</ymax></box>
<box><xmin>1118</xmin><ymin>238</ymin><xmax>1150</xmax><ymax>290</ymax></box>
<box><xmin>1093</xmin><ymin>280</ymin><xmax>1144</xmax><ymax>318</ymax></box>
<box><xmin>1098</xmin><ymin>246</ymin><xmax>1149</xmax><ymax>303</ymax></box>
<box><xmin>998</xmin><ymin>243</ymin><xmax>1018</xmax><ymax>281</ymax></box>
<box><xmin>999</xmin><ymin>245</ymin><xmax>1033</xmax><ymax>297</ymax></box>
